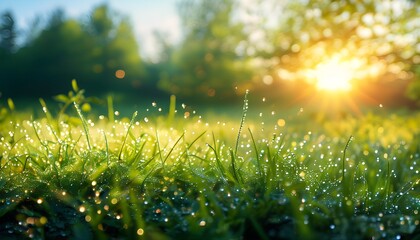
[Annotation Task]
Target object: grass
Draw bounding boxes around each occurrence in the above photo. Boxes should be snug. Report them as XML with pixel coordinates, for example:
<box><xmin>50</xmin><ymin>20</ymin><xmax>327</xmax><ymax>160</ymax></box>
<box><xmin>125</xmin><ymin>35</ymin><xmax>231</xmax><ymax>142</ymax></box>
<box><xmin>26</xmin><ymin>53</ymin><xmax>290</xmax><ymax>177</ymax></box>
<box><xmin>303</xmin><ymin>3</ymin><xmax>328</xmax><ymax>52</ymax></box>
<box><xmin>0</xmin><ymin>84</ymin><xmax>420</xmax><ymax>239</ymax></box>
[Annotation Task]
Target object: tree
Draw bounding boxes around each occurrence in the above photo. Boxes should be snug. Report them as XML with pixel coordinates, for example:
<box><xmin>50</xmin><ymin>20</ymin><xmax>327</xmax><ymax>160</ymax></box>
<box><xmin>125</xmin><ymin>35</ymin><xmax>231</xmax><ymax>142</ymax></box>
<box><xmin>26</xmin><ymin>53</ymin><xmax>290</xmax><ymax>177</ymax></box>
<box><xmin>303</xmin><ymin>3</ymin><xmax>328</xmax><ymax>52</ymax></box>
<box><xmin>0</xmin><ymin>11</ymin><xmax>18</xmax><ymax>95</ymax></box>
<box><xmin>1</xmin><ymin>4</ymin><xmax>146</xmax><ymax>98</ymax></box>
<box><xmin>158</xmin><ymin>0</ymin><xmax>254</xmax><ymax>100</ymax></box>
<box><xmin>12</xmin><ymin>9</ymin><xmax>94</xmax><ymax>96</ymax></box>
<box><xmin>85</xmin><ymin>4</ymin><xmax>145</xmax><ymax>93</ymax></box>
<box><xmin>259</xmin><ymin>0</ymin><xmax>419</xmax><ymax>103</ymax></box>
<box><xmin>0</xmin><ymin>11</ymin><xmax>17</xmax><ymax>53</ymax></box>
<box><xmin>406</xmin><ymin>65</ymin><xmax>420</xmax><ymax>104</ymax></box>
<box><xmin>108</xmin><ymin>16</ymin><xmax>146</xmax><ymax>90</ymax></box>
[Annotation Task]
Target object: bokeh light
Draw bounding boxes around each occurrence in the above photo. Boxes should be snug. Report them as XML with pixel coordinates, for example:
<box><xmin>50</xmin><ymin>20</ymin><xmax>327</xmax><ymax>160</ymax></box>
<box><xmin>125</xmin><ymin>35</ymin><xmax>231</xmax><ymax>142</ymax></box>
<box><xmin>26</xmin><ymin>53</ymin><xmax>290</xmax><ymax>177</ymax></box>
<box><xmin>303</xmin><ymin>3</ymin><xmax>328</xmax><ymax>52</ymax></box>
<box><xmin>115</xmin><ymin>69</ymin><xmax>126</xmax><ymax>79</ymax></box>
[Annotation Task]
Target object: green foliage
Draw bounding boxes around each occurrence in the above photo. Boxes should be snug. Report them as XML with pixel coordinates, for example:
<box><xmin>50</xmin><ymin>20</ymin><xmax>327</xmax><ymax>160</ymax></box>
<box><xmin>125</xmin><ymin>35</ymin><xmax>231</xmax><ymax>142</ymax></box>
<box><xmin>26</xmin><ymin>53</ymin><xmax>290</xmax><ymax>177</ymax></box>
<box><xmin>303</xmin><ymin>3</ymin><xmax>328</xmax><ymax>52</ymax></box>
<box><xmin>406</xmin><ymin>65</ymin><xmax>420</xmax><ymax>104</ymax></box>
<box><xmin>87</xmin><ymin>5</ymin><xmax>146</xmax><ymax>92</ymax></box>
<box><xmin>53</xmin><ymin>79</ymin><xmax>94</xmax><ymax>118</ymax></box>
<box><xmin>0</xmin><ymin>11</ymin><xmax>17</xmax><ymax>53</ymax></box>
<box><xmin>261</xmin><ymin>0</ymin><xmax>419</xmax><ymax>102</ymax></box>
<box><xmin>157</xmin><ymin>0</ymin><xmax>254</xmax><ymax>100</ymax></box>
<box><xmin>0</xmin><ymin>4</ymin><xmax>146</xmax><ymax>98</ymax></box>
<box><xmin>0</xmin><ymin>0</ymin><xmax>419</xmax><ymax>103</ymax></box>
<box><xmin>0</xmin><ymin>86</ymin><xmax>419</xmax><ymax>239</ymax></box>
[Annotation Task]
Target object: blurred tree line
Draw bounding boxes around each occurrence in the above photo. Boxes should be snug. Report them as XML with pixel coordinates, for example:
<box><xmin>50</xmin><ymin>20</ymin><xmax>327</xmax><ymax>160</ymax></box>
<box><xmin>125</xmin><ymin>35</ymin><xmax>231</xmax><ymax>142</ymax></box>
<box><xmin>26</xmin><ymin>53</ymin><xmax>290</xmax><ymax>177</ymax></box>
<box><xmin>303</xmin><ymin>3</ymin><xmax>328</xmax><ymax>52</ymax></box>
<box><xmin>0</xmin><ymin>5</ymin><xmax>147</xmax><ymax>99</ymax></box>
<box><xmin>0</xmin><ymin>0</ymin><xmax>419</xmax><ymax>105</ymax></box>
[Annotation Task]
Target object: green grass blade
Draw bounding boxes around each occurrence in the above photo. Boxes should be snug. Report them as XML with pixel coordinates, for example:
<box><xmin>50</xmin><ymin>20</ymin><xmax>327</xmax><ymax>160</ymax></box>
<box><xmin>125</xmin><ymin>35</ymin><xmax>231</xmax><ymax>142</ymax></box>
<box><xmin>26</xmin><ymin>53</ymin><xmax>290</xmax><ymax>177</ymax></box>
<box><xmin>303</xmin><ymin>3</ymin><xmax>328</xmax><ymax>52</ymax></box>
<box><xmin>208</xmin><ymin>132</ymin><xmax>226</xmax><ymax>181</ymax></box>
<box><xmin>342</xmin><ymin>135</ymin><xmax>353</xmax><ymax>183</ymax></box>
<box><xmin>163</xmin><ymin>133</ymin><xmax>184</xmax><ymax>165</ymax></box>
<box><xmin>168</xmin><ymin>94</ymin><xmax>176</xmax><ymax>125</ymax></box>
<box><xmin>107</xmin><ymin>95</ymin><xmax>114</xmax><ymax>123</ymax></box>
<box><xmin>155</xmin><ymin>130</ymin><xmax>163</xmax><ymax>164</ymax></box>
<box><xmin>74</xmin><ymin>102</ymin><xmax>91</xmax><ymax>150</ymax></box>
<box><xmin>248</xmin><ymin>128</ymin><xmax>263</xmax><ymax>180</ymax></box>
<box><xmin>118</xmin><ymin>111</ymin><xmax>138</xmax><ymax>160</ymax></box>
<box><xmin>235</xmin><ymin>90</ymin><xmax>248</xmax><ymax>155</ymax></box>
<box><xmin>229</xmin><ymin>149</ymin><xmax>240</xmax><ymax>184</ymax></box>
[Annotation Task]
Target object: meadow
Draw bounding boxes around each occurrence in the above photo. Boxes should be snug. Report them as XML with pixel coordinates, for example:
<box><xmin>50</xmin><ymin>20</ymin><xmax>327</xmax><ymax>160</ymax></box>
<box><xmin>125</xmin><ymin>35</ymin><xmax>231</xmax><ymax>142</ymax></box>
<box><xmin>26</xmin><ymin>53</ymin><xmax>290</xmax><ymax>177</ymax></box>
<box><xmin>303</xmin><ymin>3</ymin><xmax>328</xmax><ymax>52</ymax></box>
<box><xmin>0</xmin><ymin>82</ymin><xmax>419</xmax><ymax>239</ymax></box>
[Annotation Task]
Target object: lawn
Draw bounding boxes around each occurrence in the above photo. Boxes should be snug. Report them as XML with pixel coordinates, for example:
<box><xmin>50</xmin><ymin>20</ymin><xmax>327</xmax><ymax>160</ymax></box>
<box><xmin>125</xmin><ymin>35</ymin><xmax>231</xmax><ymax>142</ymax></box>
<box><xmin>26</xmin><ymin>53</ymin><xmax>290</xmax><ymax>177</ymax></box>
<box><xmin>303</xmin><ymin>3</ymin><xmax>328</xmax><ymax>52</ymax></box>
<box><xmin>0</xmin><ymin>84</ymin><xmax>419</xmax><ymax>239</ymax></box>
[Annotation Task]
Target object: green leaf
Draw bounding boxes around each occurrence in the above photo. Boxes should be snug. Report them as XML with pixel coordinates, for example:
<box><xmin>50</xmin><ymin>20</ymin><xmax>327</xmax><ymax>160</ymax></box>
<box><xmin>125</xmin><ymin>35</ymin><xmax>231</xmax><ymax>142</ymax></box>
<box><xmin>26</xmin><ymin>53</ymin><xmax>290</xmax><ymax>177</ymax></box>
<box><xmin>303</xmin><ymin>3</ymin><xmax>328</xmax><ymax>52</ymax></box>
<box><xmin>81</xmin><ymin>103</ymin><xmax>91</xmax><ymax>112</ymax></box>
<box><xmin>54</xmin><ymin>94</ymin><xmax>69</xmax><ymax>103</ymax></box>
<box><xmin>7</xmin><ymin>98</ymin><xmax>14</xmax><ymax>111</ymax></box>
<box><xmin>71</xmin><ymin>79</ymin><xmax>79</xmax><ymax>92</ymax></box>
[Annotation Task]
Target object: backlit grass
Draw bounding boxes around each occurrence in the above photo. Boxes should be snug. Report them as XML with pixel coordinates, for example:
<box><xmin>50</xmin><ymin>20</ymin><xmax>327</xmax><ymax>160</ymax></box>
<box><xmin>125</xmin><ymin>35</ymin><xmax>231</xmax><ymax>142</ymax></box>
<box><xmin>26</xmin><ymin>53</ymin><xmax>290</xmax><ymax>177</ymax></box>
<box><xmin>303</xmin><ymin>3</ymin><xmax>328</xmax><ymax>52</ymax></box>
<box><xmin>0</xmin><ymin>83</ymin><xmax>419</xmax><ymax>239</ymax></box>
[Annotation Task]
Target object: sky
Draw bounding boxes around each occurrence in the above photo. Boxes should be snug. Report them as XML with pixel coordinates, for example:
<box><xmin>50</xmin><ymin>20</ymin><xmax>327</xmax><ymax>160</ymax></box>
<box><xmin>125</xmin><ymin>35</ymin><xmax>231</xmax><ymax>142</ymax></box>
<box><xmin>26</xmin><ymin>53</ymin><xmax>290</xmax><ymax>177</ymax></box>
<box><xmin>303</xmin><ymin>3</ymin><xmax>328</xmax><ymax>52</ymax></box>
<box><xmin>0</xmin><ymin>0</ymin><xmax>181</xmax><ymax>58</ymax></box>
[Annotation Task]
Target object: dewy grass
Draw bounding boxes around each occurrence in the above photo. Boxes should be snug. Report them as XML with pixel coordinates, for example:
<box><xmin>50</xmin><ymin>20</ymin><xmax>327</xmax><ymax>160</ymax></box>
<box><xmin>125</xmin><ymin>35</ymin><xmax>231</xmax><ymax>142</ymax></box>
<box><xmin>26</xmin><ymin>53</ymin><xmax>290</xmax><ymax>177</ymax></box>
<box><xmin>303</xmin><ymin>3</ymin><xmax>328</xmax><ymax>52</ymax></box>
<box><xmin>0</xmin><ymin>84</ymin><xmax>420</xmax><ymax>239</ymax></box>
<box><xmin>341</xmin><ymin>135</ymin><xmax>354</xmax><ymax>216</ymax></box>
<box><xmin>168</xmin><ymin>94</ymin><xmax>176</xmax><ymax>125</ymax></box>
<box><xmin>208</xmin><ymin>132</ymin><xmax>227</xmax><ymax>182</ymax></box>
<box><xmin>248</xmin><ymin>127</ymin><xmax>263</xmax><ymax>181</ymax></box>
<box><xmin>107</xmin><ymin>95</ymin><xmax>114</xmax><ymax>123</ymax></box>
<box><xmin>235</xmin><ymin>89</ymin><xmax>248</xmax><ymax>155</ymax></box>
<box><xmin>74</xmin><ymin>101</ymin><xmax>92</xmax><ymax>150</ymax></box>
<box><xmin>118</xmin><ymin>111</ymin><xmax>138</xmax><ymax>160</ymax></box>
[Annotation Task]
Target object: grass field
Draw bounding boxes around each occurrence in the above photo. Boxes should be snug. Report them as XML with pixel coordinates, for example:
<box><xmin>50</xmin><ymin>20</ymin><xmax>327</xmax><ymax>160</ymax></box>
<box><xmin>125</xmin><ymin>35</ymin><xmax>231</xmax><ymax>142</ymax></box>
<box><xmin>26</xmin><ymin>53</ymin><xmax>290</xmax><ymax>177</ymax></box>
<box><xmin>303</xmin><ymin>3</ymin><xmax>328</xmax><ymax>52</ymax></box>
<box><xmin>0</xmin><ymin>83</ymin><xmax>419</xmax><ymax>239</ymax></box>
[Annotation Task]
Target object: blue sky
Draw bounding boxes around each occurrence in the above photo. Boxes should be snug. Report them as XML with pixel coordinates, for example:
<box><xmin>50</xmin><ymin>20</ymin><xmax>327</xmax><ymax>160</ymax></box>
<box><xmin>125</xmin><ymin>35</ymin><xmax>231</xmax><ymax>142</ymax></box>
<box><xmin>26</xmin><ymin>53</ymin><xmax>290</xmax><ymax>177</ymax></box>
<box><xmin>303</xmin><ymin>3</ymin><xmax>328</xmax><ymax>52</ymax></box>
<box><xmin>0</xmin><ymin>0</ymin><xmax>180</xmax><ymax>58</ymax></box>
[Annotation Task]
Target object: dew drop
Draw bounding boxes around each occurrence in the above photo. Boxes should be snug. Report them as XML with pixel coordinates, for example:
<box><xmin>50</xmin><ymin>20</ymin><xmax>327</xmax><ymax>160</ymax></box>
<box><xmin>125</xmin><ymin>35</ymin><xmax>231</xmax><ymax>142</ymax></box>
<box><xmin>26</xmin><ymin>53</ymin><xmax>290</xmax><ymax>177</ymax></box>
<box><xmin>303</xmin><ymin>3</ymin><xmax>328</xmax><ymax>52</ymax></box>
<box><xmin>277</xmin><ymin>119</ymin><xmax>286</xmax><ymax>127</ymax></box>
<box><xmin>79</xmin><ymin>206</ymin><xmax>86</xmax><ymax>213</ymax></box>
<box><xmin>40</xmin><ymin>216</ymin><xmax>47</xmax><ymax>225</ymax></box>
<box><xmin>137</xmin><ymin>228</ymin><xmax>144</xmax><ymax>235</ymax></box>
<box><xmin>379</xmin><ymin>223</ymin><xmax>385</xmax><ymax>231</ymax></box>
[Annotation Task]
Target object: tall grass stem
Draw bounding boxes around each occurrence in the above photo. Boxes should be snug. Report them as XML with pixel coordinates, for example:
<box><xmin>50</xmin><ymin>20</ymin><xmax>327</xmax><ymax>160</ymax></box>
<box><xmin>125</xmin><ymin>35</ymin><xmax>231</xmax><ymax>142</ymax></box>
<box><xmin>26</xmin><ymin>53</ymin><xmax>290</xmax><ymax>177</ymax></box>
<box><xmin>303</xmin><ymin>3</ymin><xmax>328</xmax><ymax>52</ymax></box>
<box><xmin>74</xmin><ymin>102</ymin><xmax>92</xmax><ymax>150</ymax></box>
<box><xmin>235</xmin><ymin>90</ymin><xmax>249</xmax><ymax>155</ymax></box>
<box><xmin>118</xmin><ymin>111</ymin><xmax>138</xmax><ymax>160</ymax></box>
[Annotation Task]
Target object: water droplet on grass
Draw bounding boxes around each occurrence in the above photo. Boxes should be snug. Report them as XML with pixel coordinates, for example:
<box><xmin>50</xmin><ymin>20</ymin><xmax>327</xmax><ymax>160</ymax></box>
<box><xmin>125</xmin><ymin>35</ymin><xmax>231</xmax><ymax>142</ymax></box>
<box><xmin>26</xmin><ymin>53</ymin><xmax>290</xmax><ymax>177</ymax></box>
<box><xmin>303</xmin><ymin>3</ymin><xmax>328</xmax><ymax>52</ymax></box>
<box><xmin>79</xmin><ymin>206</ymin><xmax>86</xmax><ymax>213</ymax></box>
<box><xmin>137</xmin><ymin>228</ymin><xmax>144</xmax><ymax>235</ymax></box>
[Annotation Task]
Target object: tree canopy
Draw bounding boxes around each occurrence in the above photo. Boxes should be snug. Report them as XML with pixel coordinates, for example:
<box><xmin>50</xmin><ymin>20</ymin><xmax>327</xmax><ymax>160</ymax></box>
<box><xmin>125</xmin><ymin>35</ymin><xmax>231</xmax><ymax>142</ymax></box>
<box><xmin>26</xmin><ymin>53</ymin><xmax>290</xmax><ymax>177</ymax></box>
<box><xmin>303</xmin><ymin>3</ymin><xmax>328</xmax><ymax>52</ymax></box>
<box><xmin>259</xmin><ymin>0</ymin><xmax>419</xmax><ymax>104</ymax></box>
<box><xmin>0</xmin><ymin>0</ymin><xmax>419</xmax><ymax>105</ymax></box>
<box><xmin>157</xmin><ymin>0</ymin><xmax>254</xmax><ymax>100</ymax></box>
<box><xmin>0</xmin><ymin>4</ymin><xmax>146</xmax><ymax>98</ymax></box>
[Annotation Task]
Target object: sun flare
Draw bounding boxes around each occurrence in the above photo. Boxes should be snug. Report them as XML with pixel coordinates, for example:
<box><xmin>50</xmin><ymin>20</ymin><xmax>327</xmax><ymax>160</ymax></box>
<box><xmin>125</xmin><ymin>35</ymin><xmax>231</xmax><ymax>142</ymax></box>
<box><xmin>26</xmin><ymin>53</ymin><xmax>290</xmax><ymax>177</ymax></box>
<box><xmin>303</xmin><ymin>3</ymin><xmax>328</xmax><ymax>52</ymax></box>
<box><xmin>314</xmin><ymin>60</ymin><xmax>352</xmax><ymax>91</ymax></box>
<box><xmin>304</xmin><ymin>55</ymin><xmax>366</xmax><ymax>92</ymax></box>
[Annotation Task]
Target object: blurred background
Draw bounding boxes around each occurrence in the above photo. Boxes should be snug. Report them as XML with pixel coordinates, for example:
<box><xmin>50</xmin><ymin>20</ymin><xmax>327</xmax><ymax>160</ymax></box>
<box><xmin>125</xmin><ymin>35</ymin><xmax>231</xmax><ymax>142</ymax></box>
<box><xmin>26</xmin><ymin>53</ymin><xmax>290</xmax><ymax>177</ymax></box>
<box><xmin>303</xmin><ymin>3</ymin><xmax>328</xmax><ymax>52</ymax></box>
<box><xmin>0</xmin><ymin>0</ymin><xmax>419</xmax><ymax>108</ymax></box>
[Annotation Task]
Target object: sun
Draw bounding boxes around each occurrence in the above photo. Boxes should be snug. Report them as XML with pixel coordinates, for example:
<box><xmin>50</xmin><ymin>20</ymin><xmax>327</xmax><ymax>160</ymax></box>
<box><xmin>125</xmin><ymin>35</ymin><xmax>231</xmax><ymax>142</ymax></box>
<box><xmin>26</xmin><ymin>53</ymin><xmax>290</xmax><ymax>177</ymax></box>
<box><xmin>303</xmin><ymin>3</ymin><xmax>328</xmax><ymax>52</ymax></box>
<box><xmin>314</xmin><ymin>60</ymin><xmax>353</xmax><ymax>91</ymax></box>
<box><xmin>303</xmin><ymin>54</ymin><xmax>365</xmax><ymax>92</ymax></box>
